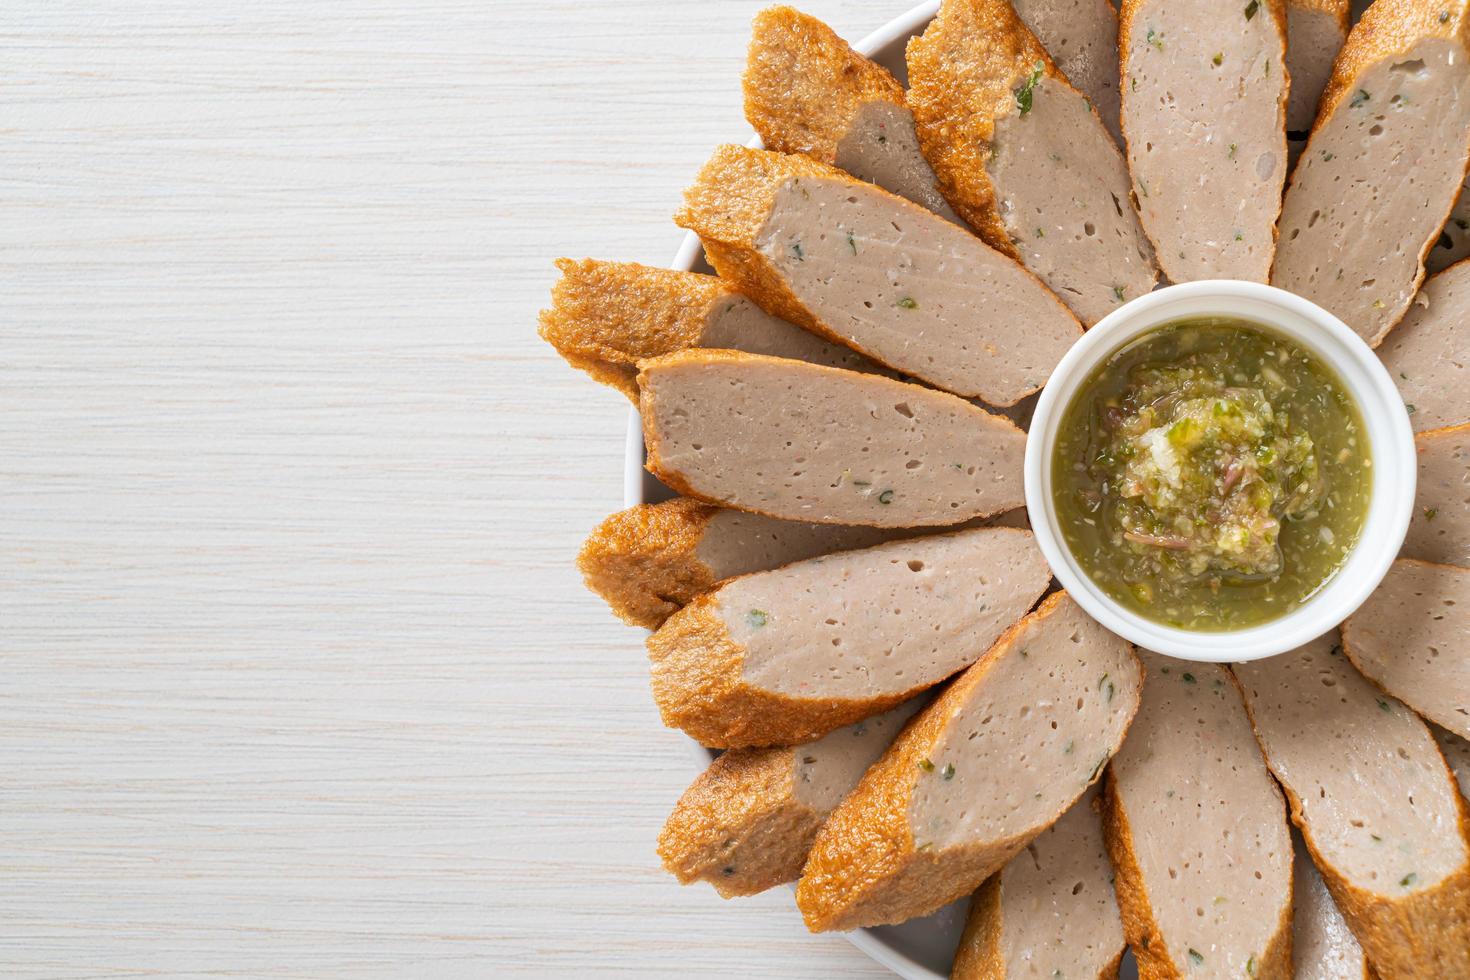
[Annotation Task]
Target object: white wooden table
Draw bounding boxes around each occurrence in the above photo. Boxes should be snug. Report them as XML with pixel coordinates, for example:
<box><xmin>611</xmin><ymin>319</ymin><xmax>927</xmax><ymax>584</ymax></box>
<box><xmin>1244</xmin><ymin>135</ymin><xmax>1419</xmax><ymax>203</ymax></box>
<box><xmin>2</xmin><ymin>2</ymin><xmax>908</xmax><ymax>976</ymax></box>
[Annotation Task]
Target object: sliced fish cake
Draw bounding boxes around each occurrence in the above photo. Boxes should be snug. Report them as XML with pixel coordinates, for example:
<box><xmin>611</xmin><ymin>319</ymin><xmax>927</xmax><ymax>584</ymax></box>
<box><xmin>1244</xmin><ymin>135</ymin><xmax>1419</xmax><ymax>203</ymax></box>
<box><xmin>1273</xmin><ymin>0</ymin><xmax>1470</xmax><ymax>345</ymax></box>
<box><xmin>581</xmin><ymin>500</ymin><xmax>889</xmax><ymax>630</ymax></box>
<box><xmin>657</xmin><ymin>697</ymin><xmax>925</xmax><ymax>898</ymax></box>
<box><xmin>1293</xmin><ymin>832</ymin><xmax>1372</xmax><ymax>980</ymax></box>
<box><xmin>1403</xmin><ymin>423</ymin><xmax>1470</xmax><ymax>567</ymax></box>
<box><xmin>538</xmin><ymin>257</ymin><xmax>882</xmax><ymax>400</ymax></box>
<box><xmin>579</xmin><ymin>499</ymin><xmax>921</xmax><ymax>629</ymax></box>
<box><xmin>907</xmin><ymin>0</ymin><xmax>1157</xmax><ymax>325</ymax></box>
<box><xmin>638</xmin><ymin>350</ymin><xmax>1027</xmax><ymax>528</ymax></box>
<box><xmin>1103</xmin><ymin>655</ymin><xmax>1293</xmax><ymax>980</ymax></box>
<box><xmin>579</xmin><ymin>498</ymin><xmax>1028</xmax><ymax>629</ymax></box>
<box><xmin>1121</xmin><ymin>0</ymin><xmax>1289</xmax><ymax>282</ymax></box>
<box><xmin>1342</xmin><ymin>558</ymin><xmax>1470</xmax><ymax>741</ymax></box>
<box><xmin>1013</xmin><ymin>0</ymin><xmax>1125</xmax><ymax>146</ymax></box>
<box><xmin>743</xmin><ymin>6</ymin><xmax>960</xmax><ymax>223</ymax></box>
<box><xmin>1234</xmin><ymin>634</ymin><xmax>1470</xmax><ymax>980</ymax></box>
<box><xmin>647</xmin><ymin>526</ymin><xmax>1050</xmax><ymax>749</ymax></box>
<box><xmin>675</xmin><ymin>144</ymin><xmax>1082</xmax><ymax>405</ymax></box>
<box><xmin>950</xmin><ymin>785</ymin><xmax>1126</xmax><ymax>980</ymax></box>
<box><xmin>1377</xmin><ymin>262</ymin><xmax>1470</xmax><ymax>433</ymax></box>
<box><xmin>795</xmin><ymin>592</ymin><xmax>1142</xmax><ymax>931</ymax></box>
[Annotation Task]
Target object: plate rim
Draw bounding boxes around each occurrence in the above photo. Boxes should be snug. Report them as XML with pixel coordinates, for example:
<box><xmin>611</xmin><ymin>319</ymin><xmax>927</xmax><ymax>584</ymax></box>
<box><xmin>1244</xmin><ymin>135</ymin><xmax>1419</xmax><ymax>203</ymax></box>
<box><xmin>621</xmin><ymin>3</ymin><xmax>949</xmax><ymax>977</ymax></box>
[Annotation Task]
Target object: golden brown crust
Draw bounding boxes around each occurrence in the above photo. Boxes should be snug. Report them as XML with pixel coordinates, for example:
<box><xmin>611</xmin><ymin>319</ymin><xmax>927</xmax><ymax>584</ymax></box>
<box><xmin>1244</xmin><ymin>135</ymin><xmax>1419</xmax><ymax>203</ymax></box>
<box><xmin>576</xmin><ymin>499</ymin><xmax>722</xmax><ymax>629</ymax></box>
<box><xmin>1288</xmin><ymin>0</ymin><xmax>1350</xmax><ymax>28</ymax></box>
<box><xmin>1425</xmin><ymin>418</ymin><xmax>1470</xmax><ymax>440</ymax></box>
<box><xmin>958</xmin><ymin>792</ymin><xmax>1126</xmax><ymax>979</ymax></box>
<box><xmin>1315</xmin><ymin>0</ymin><xmax>1470</xmax><ymax>124</ymax></box>
<box><xmin>559</xmin><ymin>350</ymin><xmax>637</xmax><ymax>399</ymax></box>
<box><xmin>1101</xmin><ymin>732</ymin><xmax>1293</xmax><ymax>980</ymax></box>
<box><xmin>656</xmin><ymin>745</ymin><xmax>824</xmax><ymax>898</ymax></box>
<box><xmin>950</xmin><ymin>875</ymin><xmax>1005</xmax><ymax>979</ymax></box>
<box><xmin>1279</xmin><ymin>776</ymin><xmax>1470</xmax><ymax>979</ymax></box>
<box><xmin>1100</xmin><ymin>776</ymin><xmax>1174</xmax><ymax>979</ymax></box>
<box><xmin>795</xmin><ymin>687</ymin><xmax>956</xmax><ymax>931</ymax></box>
<box><xmin>743</xmin><ymin>6</ymin><xmax>907</xmax><ymax>163</ymax></box>
<box><xmin>950</xmin><ymin>866</ymin><xmax>1126</xmax><ymax>979</ymax></box>
<box><xmin>905</xmin><ymin>0</ymin><xmax>1063</xmax><ymax>255</ymax></box>
<box><xmin>1231</xmin><ymin>669</ymin><xmax>1470</xmax><ymax>979</ymax></box>
<box><xmin>537</xmin><ymin>258</ymin><xmax>728</xmax><ymax>401</ymax></box>
<box><xmin>796</xmin><ymin>593</ymin><xmax>1143</xmax><ymax>932</ymax></box>
<box><xmin>1281</xmin><ymin>0</ymin><xmax>1470</xmax><ymax>348</ymax></box>
<box><xmin>673</xmin><ymin>145</ymin><xmax>1078</xmax><ymax>406</ymax></box>
<box><xmin>1259</xmin><ymin>893</ymin><xmax>1295</xmax><ymax>980</ymax></box>
<box><xmin>674</xmin><ymin>144</ymin><xmax>884</xmax><ymax>354</ymax></box>
<box><xmin>646</xmin><ymin>592</ymin><xmax>912</xmax><ymax>749</ymax></box>
<box><xmin>1416</xmin><ymin>418</ymin><xmax>1470</xmax><ymax>451</ymax></box>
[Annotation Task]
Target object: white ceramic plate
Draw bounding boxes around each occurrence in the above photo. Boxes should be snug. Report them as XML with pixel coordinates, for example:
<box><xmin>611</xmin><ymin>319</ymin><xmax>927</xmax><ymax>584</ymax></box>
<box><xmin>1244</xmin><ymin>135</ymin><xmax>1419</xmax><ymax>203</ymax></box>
<box><xmin>618</xmin><ymin>3</ymin><xmax>1145</xmax><ymax>975</ymax></box>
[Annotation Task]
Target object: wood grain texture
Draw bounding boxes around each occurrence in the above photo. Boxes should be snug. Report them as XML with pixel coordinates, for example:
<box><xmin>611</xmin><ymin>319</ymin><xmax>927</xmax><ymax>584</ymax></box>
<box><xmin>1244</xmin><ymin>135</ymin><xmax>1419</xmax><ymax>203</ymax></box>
<box><xmin>0</xmin><ymin>1</ymin><xmax>905</xmax><ymax>976</ymax></box>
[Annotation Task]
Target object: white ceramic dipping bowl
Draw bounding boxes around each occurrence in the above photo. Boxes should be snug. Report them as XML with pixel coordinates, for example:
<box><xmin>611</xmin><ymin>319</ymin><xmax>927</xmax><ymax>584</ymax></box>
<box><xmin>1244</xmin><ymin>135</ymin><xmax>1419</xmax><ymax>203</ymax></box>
<box><xmin>1025</xmin><ymin>280</ymin><xmax>1416</xmax><ymax>663</ymax></box>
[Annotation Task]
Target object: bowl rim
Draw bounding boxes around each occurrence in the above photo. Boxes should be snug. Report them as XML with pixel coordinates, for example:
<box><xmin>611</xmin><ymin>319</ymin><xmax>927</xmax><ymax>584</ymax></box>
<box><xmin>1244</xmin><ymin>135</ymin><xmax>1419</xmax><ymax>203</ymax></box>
<box><xmin>625</xmin><ymin>4</ymin><xmax>951</xmax><ymax>977</ymax></box>
<box><xmin>1023</xmin><ymin>280</ymin><xmax>1417</xmax><ymax>663</ymax></box>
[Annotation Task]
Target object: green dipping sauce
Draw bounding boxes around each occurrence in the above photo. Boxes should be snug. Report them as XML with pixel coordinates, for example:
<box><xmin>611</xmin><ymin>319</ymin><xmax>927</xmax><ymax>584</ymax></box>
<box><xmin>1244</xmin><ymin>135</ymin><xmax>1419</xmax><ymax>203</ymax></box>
<box><xmin>1052</xmin><ymin>318</ymin><xmax>1372</xmax><ymax>630</ymax></box>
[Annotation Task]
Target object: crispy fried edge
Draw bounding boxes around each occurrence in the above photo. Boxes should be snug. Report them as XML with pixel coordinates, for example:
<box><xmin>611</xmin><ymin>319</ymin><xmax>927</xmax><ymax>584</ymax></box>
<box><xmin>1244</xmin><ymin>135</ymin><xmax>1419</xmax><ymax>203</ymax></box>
<box><xmin>576</xmin><ymin>498</ymin><xmax>722</xmax><ymax>629</ymax></box>
<box><xmin>1100</xmin><ymin>775</ymin><xmax>1180</xmax><ymax>980</ymax></box>
<box><xmin>953</xmin><ymin>791</ymin><xmax>1126</xmax><ymax>980</ymax></box>
<box><xmin>950</xmin><ymin>875</ymin><xmax>1005</xmax><ymax>979</ymax></box>
<box><xmin>743</xmin><ymin>6</ymin><xmax>907</xmax><ymax>163</ymax></box>
<box><xmin>1288</xmin><ymin>0</ymin><xmax>1350</xmax><ymax>28</ymax></box>
<box><xmin>673</xmin><ymin>145</ymin><xmax>1080</xmax><ymax>405</ymax></box>
<box><xmin>643</xmin><ymin>522</ymin><xmax>1047</xmax><ymax>749</ymax></box>
<box><xmin>537</xmin><ymin>258</ymin><xmax>728</xmax><ymax>401</ymax></box>
<box><xmin>673</xmin><ymin>145</ymin><xmax>880</xmax><ymax>351</ymax></box>
<box><xmin>1231</xmin><ymin>657</ymin><xmax>1470</xmax><ymax>978</ymax></box>
<box><xmin>1316</xmin><ymin>0</ymin><xmax>1470</xmax><ymax>122</ymax></box>
<box><xmin>656</xmin><ymin>744</ymin><xmax>823</xmax><ymax>897</ymax></box>
<box><xmin>1279</xmin><ymin>769</ymin><xmax>1470</xmax><ymax>978</ymax></box>
<box><xmin>635</xmin><ymin>348</ymin><xmax>1029</xmax><ymax>525</ymax></box>
<box><xmin>796</xmin><ymin>593</ymin><xmax>1144</xmax><ymax>932</ymax></box>
<box><xmin>1286</xmin><ymin>0</ymin><xmax>1470</xmax><ymax>346</ymax></box>
<box><xmin>905</xmin><ymin>0</ymin><xmax>1062</xmax><ymax>256</ymax></box>
<box><xmin>1293</xmin><ymin>837</ymin><xmax>1376</xmax><ymax>980</ymax></box>
<box><xmin>646</xmin><ymin>591</ymin><xmax>912</xmax><ymax>749</ymax></box>
<box><xmin>1102</xmin><ymin>753</ymin><xmax>1294</xmax><ymax>980</ymax></box>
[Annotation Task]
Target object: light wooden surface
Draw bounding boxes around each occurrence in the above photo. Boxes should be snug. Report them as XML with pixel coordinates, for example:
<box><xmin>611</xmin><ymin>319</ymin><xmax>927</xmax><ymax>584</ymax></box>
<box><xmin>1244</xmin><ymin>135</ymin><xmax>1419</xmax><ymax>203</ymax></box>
<box><xmin>2</xmin><ymin>1</ymin><xmax>909</xmax><ymax>976</ymax></box>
